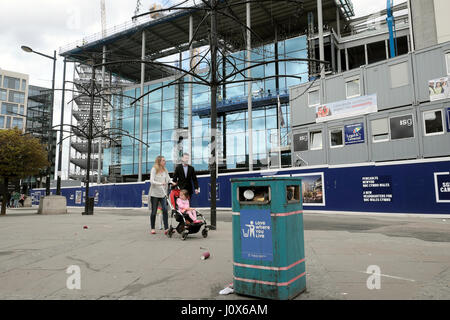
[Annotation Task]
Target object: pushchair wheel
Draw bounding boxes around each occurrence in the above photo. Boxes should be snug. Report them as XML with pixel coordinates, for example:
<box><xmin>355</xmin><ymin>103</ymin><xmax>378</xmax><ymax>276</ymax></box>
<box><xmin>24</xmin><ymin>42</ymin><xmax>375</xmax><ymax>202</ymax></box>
<box><xmin>202</xmin><ymin>229</ymin><xmax>208</xmax><ymax>238</ymax></box>
<box><xmin>167</xmin><ymin>226</ymin><xmax>174</xmax><ymax>238</ymax></box>
<box><xmin>181</xmin><ymin>230</ymin><xmax>189</xmax><ymax>241</ymax></box>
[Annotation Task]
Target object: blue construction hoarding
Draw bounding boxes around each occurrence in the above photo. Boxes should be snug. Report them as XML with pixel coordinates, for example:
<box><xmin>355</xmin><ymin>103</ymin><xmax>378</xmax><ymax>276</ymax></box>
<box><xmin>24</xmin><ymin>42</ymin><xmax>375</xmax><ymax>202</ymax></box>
<box><xmin>31</xmin><ymin>159</ymin><xmax>450</xmax><ymax>214</ymax></box>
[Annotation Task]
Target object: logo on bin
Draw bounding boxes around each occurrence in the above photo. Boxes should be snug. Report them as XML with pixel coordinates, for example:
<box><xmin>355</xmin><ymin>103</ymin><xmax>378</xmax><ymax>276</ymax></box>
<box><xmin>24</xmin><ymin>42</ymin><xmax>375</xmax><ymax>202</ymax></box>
<box><xmin>240</xmin><ymin>209</ymin><xmax>273</xmax><ymax>261</ymax></box>
<box><xmin>242</xmin><ymin>221</ymin><xmax>256</xmax><ymax>238</ymax></box>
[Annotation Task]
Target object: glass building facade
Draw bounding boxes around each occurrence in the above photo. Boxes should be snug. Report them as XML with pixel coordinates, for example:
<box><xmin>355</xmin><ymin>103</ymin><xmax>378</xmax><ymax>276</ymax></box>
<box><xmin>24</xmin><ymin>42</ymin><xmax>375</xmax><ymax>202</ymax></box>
<box><xmin>103</xmin><ymin>35</ymin><xmax>308</xmax><ymax>176</ymax></box>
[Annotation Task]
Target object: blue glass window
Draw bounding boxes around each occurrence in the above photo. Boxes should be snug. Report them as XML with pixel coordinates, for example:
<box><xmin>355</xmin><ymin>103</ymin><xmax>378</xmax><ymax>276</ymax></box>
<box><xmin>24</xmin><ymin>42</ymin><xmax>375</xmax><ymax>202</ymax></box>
<box><xmin>121</xmin><ymin>164</ymin><xmax>133</xmax><ymax>175</ymax></box>
<box><xmin>148</xmin><ymin>115</ymin><xmax>161</xmax><ymax>132</ymax></box>
<box><xmin>266</xmin><ymin>115</ymin><xmax>277</xmax><ymax>129</ymax></box>
<box><xmin>225</xmin><ymin>84</ymin><xmax>245</xmax><ymax>100</ymax></box>
<box><xmin>162</xmin><ymin>130</ymin><xmax>175</xmax><ymax>141</ymax></box>
<box><xmin>252</xmin><ymin>117</ymin><xmax>265</xmax><ymax>129</ymax></box>
<box><xmin>0</xmin><ymin>89</ymin><xmax>6</xmax><ymax>101</ymax></box>
<box><xmin>252</xmin><ymin>109</ymin><xmax>265</xmax><ymax>118</ymax></box>
<box><xmin>148</xmin><ymin>131</ymin><xmax>161</xmax><ymax>143</ymax></box>
<box><xmin>122</xmin><ymin>117</ymin><xmax>135</xmax><ymax>135</ymax></box>
<box><xmin>162</xmin><ymin>98</ymin><xmax>175</xmax><ymax>111</ymax></box>
<box><xmin>252</xmin><ymin>130</ymin><xmax>267</xmax><ymax>154</ymax></box>
<box><xmin>121</xmin><ymin>146</ymin><xmax>134</xmax><ymax>164</ymax></box>
<box><xmin>149</xmin><ymin>102</ymin><xmax>161</xmax><ymax>113</ymax></box>
<box><xmin>161</xmin><ymin>141</ymin><xmax>175</xmax><ymax>160</ymax></box>
<box><xmin>149</xmin><ymin>84</ymin><xmax>162</xmax><ymax>102</ymax></box>
<box><xmin>226</xmin><ymin>133</ymin><xmax>246</xmax><ymax>156</ymax></box>
<box><xmin>3</xmin><ymin>76</ymin><xmax>20</xmax><ymax>90</ymax></box>
<box><xmin>12</xmin><ymin>117</ymin><xmax>23</xmax><ymax>129</ymax></box>
<box><xmin>163</xmin><ymin>81</ymin><xmax>175</xmax><ymax>100</ymax></box>
<box><xmin>285</xmin><ymin>36</ymin><xmax>307</xmax><ymax>53</ymax></box>
<box><xmin>123</xmin><ymin>106</ymin><xmax>134</xmax><ymax>118</ymax></box>
<box><xmin>161</xmin><ymin>111</ymin><xmax>176</xmax><ymax>130</ymax></box>
<box><xmin>226</xmin><ymin>119</ymin><xmax>245</xmax><ymax>133</ymax></box>
<box><xmin>147</xmin><ymin>143</ymin><xmax>161</xmax><ymax>160</ymax></box>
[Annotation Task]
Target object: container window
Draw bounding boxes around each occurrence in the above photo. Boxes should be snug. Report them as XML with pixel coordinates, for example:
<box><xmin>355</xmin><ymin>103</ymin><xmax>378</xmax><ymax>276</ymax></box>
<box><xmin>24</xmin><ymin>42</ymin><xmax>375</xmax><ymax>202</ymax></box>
<box><xmin>389</xmin><ymin>62</ymin><xmax>409</xmax><ymax>88</ymax></box>
<box><xmin>446</xmin><ymin>52</ymin><xmax>450</xmax><ymax>75</ymax></box>
<box><xmin>286</xmin><ymin>185</ymin><xmax>300</xmax><ymax>203</ymax></box>
<box><xmin>238</xmin><ymin>186</ymin><xmax>271</xmax><ymax>204</ymax></box>
<box><xmin>308</xmin><ymin>90</ymin><xmax>320</xmax><ymax>107</ymax></box>
<box><xmin>346</xmin><ymin>79</ymin><xmax>360</xmax><ymax>98</ymax></box>
<box><xmin>330</xmin><ymin>129</ymin><xmax>343</xmax><ymax>148</ymax></box>
<box><xmin>371</xmin><ymin>118</ymin><xmax>389</xmax><ymax>142</ymax></box>
<box><xmin>423</xmin><ymin>110</ymin><xmax>444</xmax><ymax>135</ymax></box>
<box><xmin>310</xmin><ymin>131</ymin><xmax>322</xmax><ymax>150</ymax></box>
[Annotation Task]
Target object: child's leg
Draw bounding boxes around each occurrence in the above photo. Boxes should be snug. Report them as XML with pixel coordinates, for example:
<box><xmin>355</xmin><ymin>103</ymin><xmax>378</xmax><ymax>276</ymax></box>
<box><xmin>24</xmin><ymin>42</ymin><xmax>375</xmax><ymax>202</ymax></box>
<box><xmin>187</xmin><ymin>210</ymin><xmax>196</xmax><ymax>221</ymax></box>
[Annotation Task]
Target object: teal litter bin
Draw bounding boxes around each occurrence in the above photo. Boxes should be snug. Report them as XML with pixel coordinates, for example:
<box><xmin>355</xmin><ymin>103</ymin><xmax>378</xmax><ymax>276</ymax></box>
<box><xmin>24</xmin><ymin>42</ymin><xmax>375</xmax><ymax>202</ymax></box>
<box><xmin>231</xmin><ymin>177</ymin><xmax>306</xmax><ymax>300</ymax></box>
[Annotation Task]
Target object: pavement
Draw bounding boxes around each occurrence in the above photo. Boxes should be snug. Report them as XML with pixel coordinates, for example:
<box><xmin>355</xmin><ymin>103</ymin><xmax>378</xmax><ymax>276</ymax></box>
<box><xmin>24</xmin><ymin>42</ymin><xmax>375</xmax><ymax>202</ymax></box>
<box><xmin>0</xmin><ymin>206</ymin><xmax>449</xmax><ymax>300</ymax></box>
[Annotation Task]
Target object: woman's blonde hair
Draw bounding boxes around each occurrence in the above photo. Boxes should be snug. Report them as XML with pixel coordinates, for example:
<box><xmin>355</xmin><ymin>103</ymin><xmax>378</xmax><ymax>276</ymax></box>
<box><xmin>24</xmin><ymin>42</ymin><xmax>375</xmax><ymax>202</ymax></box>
<box><xmin>153</xmin><ymin>156</ymin><xmax>167</xmax><ymax>174</ymax></box>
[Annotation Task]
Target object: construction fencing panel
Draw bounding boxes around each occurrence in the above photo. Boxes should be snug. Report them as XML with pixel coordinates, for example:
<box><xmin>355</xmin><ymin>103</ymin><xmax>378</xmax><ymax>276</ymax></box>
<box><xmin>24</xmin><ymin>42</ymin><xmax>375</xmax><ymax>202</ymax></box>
<box><xmin>31</xmin><ymin>159</ymin><xmax>450</xmax><ymax>214</ymax></box>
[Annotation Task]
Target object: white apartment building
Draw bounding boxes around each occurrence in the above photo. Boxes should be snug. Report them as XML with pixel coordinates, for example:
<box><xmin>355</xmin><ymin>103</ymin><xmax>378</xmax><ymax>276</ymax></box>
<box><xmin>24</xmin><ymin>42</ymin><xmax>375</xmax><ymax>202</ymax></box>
<box><xmin>0</xmin><ymin>68</ymin><xmax>29</xmax><ymax>132</ymax></box>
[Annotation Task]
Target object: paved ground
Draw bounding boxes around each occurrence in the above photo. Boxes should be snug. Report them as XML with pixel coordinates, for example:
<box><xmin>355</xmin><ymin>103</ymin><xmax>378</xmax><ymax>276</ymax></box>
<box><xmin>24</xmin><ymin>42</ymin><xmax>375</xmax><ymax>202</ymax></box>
<box><xmin>0</xmin><ymin>206</ymin><xmax>449</xmax><ymax>300</ymax></box>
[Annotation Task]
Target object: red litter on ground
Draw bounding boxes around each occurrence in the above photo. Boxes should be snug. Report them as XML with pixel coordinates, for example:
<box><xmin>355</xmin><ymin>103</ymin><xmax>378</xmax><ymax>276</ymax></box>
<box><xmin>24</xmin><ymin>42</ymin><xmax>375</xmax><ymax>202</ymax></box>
<box><xmin>201</xmin><ymin>252</ymin><xmax>210</xmax><ymax>260</ymax></box>
<box><xmin>83</xmin><ymin>226</ymin><xmax>88</xmax><ymax>229</ymax></box>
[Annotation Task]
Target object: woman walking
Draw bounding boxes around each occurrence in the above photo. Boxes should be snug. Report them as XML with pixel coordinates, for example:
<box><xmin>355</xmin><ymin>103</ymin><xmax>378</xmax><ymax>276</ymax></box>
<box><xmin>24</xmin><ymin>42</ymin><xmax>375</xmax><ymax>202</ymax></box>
<box><xmin>149</xmin><ymin>156</ymin><xmax>174</xmax><ymax>235</ymax></box>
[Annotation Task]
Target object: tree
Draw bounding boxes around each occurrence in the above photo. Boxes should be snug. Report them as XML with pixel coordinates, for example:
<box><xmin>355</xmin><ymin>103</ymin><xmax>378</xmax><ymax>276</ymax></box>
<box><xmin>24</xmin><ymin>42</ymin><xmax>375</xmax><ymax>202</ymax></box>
<box><xmin>0</xmin><ymin>128</ymin><xmax>49</xmax><ymax>215</ymax></box>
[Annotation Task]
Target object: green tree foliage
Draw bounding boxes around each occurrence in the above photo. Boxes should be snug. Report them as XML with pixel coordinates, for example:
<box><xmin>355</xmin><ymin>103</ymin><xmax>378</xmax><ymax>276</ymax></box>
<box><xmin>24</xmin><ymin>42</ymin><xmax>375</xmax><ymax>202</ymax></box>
<box><xmin>0</xmin><ymin>128</ymin><xmax>49</xmax><ymax>215</ymax></box>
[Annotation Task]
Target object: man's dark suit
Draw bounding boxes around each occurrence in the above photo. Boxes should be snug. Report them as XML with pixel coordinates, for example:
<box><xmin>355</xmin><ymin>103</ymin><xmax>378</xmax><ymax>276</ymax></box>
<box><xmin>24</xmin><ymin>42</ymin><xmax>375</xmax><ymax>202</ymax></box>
<box><xmin>173</xmin><ymin>164</ymin><xmax>199</xmax><ymax>197</ymax></box>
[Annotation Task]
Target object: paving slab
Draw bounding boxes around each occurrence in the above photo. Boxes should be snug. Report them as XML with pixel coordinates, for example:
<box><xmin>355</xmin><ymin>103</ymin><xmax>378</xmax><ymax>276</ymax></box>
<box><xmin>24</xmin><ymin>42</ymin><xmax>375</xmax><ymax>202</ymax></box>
<box><xmin>0</xmin><ymin>207</ymin><xmax>448</xmax><ymax>300</ymax></box>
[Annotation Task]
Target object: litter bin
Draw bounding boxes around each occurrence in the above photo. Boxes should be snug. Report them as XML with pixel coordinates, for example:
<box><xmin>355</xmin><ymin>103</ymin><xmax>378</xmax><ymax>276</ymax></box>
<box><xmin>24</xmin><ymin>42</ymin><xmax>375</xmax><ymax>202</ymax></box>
<box><xmin>231</xmin><ymin>177</ymin><xmax>305</xmax><ymax>300</ymax></box>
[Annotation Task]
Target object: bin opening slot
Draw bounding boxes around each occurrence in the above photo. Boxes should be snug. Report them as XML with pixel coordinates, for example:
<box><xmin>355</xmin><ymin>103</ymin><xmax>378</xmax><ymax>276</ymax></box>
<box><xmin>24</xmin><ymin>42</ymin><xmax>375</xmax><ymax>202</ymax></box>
<box><xmin>238</xmin><ymin>186</ymin><xmax>271</xmax><ymax>204</ymax></box>
<box><xmin>286</xmin><ymin>185</ymin><xmax>300</xmax><ymax>203</ymax></box>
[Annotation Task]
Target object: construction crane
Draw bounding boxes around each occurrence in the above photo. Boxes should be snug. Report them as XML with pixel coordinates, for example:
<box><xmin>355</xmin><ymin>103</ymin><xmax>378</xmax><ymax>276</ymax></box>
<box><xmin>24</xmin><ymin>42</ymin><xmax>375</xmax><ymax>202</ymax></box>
<box><xmin>100</xmin><ymin>0</ymin><xmax>106</xmax><ymax>37</ymax></box>
<box><xmin>135</xmin><ymin>0</ymin><xmax>142</xmax><ymax>18</ymax></box>
<box><xmin>386</xmin><ymin>0</ymin><xmax>398</xmax><ymax>58</ymax></box>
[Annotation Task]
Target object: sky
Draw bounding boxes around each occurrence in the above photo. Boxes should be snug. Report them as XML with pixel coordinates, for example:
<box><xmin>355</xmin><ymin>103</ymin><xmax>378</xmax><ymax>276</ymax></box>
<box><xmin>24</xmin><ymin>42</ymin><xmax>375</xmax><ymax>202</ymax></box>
<box><xmin>0</xmin><ymin>0</ymin><xmax>406</xmax><ymax>180</ymax></box>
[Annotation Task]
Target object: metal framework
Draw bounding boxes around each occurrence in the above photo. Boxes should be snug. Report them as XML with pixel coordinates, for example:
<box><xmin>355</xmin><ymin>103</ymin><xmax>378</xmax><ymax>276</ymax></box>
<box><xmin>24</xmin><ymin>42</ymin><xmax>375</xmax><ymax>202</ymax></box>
<box><xmin>26</xmin><ymin>86</ymin><xmax>57</xmax><ymax>185</ymax></box>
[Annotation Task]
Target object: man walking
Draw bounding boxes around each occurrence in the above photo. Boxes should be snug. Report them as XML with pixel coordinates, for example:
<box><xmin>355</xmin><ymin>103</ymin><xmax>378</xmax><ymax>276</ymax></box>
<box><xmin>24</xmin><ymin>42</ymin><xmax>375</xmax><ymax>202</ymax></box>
<box><xmin>172</xmin><ymin>153</ymin><xmax>199</xmax><ymax>198</ymax></box>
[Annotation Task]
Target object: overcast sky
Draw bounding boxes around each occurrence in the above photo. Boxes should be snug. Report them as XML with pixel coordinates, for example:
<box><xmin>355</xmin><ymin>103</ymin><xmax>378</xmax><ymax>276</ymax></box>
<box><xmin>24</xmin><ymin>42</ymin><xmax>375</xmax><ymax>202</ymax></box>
<box><xmin>0</xmin><ymin>0</ymin><xmax>406</xmax><ymax>179</ymax></box>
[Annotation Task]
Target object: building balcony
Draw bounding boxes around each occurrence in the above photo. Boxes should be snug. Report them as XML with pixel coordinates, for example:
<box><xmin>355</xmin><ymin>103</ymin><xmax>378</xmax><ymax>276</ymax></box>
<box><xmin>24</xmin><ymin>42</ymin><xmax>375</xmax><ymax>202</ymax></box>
<box><xmin>70</xmin><ymin>157</ymin><xmax>101</xmax><ymax>170</ymax></box>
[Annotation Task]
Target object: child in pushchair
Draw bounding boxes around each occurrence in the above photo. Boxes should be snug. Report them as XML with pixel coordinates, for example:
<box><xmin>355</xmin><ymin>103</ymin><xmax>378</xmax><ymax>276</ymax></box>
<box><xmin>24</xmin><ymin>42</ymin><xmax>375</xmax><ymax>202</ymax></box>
<box><xmin>177</xmin><ymin>189</ymin><xmax>202</xmax><ymax>224</ymax></box>
<box><xmin>166</xmin><ymin>187</ymin><xmax>209</xmax><ymax>240</ymax></box>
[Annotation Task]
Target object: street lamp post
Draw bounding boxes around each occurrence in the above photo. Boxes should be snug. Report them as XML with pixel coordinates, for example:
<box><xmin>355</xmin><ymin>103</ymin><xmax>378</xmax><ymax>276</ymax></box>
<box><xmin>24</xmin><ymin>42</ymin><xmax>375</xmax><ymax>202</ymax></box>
<box><xmin>21</xmin><ymin>46</ymin><xmax>56</xmax><ymax>196</ymax></box>
<box><xmin>56</xmin><ymin>58</ymin><xmax>67</xmax><ymax>195</ymax></box>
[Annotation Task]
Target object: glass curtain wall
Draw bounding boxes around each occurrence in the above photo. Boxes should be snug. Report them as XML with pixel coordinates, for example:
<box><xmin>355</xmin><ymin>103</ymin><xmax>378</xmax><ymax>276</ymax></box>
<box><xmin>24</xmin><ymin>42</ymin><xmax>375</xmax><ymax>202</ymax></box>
<box><xmin>106</xmin><ymin>80</ymin><xmax>179</xmax><ymax>176</ymax></box>
<box><xmin>105</xmin><ymin>35</ymin><xmax>307</xmax><ymax>175</ymax></box>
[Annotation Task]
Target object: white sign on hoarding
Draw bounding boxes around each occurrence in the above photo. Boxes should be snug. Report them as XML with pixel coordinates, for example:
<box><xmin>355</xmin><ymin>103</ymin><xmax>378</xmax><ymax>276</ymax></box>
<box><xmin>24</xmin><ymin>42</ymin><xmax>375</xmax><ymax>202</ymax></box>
<box><xmin>315</xmin><ymin>94</ymin><xmax>378</xmax><ymax>123</ymax></box>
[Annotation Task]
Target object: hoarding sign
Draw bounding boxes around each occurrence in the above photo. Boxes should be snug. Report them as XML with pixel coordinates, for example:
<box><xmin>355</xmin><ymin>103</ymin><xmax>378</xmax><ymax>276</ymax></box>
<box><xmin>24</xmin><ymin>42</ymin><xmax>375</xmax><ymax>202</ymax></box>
<box><xmin>293</xmin><ymin>132</ymin><xmax>308</xmax><ymax>152</ymax></box>
<box><xmin>240</xmin><ymin>208</ymin><xmax>273</xmax><ymax>261</ymax></box>
<box><xmin>315</xmin><ymin>94</ymin><xmax>377</xmax><ymax>123</ymax></box>
<box><xmin>434</xmin><ymin>172</ymin><xmax>450</xmax><ymax>203</ymax></box>
<box><xmin>446</xmin><ymin>108</ymin><xmax>450</xmax><ymax>133</ymax></box>
<box><xmin>75</xmin><ymin>191</ymin><xmax>82</xmax><ymax>204</ymax></box>
<box><xmin>291</xmin><ymin>172</ymin><xmax>325</xmax><ymax>206</ymax></box>
<box><xmin>429</xmin><ymin>77</ymin><xmax>450</xmax><ymax>102</ymax></box>
<box><xmin>208</xmin><ymin>183</ymin><xmax>220</xmax><ymax>201</ymax></box>
<box><xmin>390</xmin><ymin>114</ymin><xmax>414</xmax><ymax>140</ymax></box>
<box><xmin>344</xmin><ymin>123</ymin><xmax>365</xmax><ymax>145</ymax></box>
<box><xmin>362</xmin><ymin>176</ymin><xmax>393</xmax><ymax>203</ymax></box>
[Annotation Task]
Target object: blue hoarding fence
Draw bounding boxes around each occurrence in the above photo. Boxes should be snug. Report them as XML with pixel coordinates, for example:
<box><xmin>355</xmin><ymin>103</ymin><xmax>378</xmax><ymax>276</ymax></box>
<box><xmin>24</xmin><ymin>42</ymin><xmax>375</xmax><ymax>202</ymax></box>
<box><xmin>31</xmin><ymin>158</ymin><xmax>450</xmax><ymax>214</ymax></box>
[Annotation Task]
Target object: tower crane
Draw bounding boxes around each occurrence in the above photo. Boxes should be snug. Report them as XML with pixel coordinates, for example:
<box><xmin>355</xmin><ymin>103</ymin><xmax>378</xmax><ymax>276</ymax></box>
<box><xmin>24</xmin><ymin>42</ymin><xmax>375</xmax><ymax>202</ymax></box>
<box><xmin>100</xmin><ymin>0</ymin><xmax>106</xmax><ymax>37</ymax></box>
